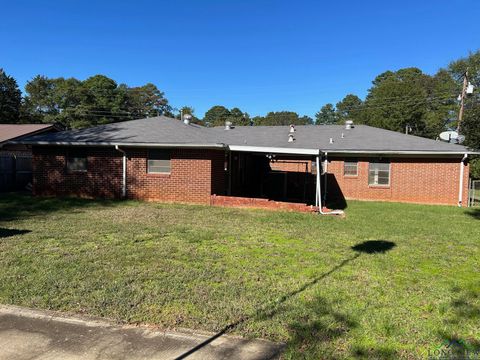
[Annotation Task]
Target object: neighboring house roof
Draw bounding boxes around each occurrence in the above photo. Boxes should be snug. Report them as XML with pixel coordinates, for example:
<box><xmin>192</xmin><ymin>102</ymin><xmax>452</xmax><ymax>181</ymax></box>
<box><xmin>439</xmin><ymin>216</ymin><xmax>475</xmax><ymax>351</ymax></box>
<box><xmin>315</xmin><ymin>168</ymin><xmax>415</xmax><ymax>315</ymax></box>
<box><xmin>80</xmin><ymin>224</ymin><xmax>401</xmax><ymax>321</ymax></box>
<box><xmin>17</xmin><ymin>116</ymin><xmax>476</xmax><ymax>155</ymax></box>
<box><xmin>0</xmin><ymin>124</ymin><xmax>58</xmax><ymax>145</ymax></box>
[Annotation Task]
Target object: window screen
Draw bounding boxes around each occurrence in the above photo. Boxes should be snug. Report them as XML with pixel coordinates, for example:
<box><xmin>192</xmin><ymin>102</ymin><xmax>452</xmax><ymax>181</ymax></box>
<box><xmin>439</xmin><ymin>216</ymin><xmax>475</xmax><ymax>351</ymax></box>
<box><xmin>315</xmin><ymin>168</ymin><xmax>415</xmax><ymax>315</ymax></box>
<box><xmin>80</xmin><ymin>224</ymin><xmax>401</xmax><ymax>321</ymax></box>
<box><xmin>344</xmin><ymin>160</ymin><xmax>358</xmax><ymax>176</ymax></box>
<box><xmin>368</xmin><ymin>161</ymin><xmax>390</xmax><ymax>186</ymax></box>
<box><xmin>66</xmin><ymin>153</ymin><xmax>87</xmax><ymax>172</ymax></box>
<box><xmin>148</xmin><ymin>150</ymin><xmax>171</xmax><ymax>173</ymax></box>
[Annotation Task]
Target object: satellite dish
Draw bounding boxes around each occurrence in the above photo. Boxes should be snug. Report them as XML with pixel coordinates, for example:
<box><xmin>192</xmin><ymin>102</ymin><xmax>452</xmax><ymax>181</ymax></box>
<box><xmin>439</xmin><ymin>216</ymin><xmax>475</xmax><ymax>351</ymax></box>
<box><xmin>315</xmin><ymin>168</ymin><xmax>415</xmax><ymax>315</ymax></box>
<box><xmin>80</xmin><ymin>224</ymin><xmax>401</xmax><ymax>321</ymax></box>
<box><xmin>439</xmin><ymin>131</ymin><xmax>465</xmax><ymax>144</ymax></box>
<box><xmin>439</xmin><ymin>130</ymin><xmax>459</xmax><ymax>142</ymax></box>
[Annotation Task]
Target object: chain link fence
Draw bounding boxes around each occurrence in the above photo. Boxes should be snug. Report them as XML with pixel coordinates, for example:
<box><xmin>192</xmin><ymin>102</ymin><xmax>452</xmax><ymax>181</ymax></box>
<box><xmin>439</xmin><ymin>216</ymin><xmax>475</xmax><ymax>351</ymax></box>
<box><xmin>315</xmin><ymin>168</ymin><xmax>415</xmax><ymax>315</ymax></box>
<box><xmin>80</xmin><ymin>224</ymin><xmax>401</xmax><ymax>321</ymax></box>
<box><xmin>469</xmin><ymin>179</ymin><xmax>480</xmax><ymax>207</ymax></box>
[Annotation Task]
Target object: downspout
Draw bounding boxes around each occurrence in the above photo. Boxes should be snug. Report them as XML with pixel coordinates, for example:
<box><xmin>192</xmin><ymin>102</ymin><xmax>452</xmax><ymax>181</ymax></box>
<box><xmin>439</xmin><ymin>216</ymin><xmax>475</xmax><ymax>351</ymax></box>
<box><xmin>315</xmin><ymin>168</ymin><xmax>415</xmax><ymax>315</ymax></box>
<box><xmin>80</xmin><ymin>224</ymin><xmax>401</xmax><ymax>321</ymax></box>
<box><xmin>323</xmin><ymin>152</ymin><xmax>328</xmax><ymax>205</ymax></box>
<box><xmin>115</xmin><ymin>145</ymin><xmax>127</xmax><ymax>199</ymax></box>
<box><xmin>316</xmin><ymin>153</ymin><xmax>344</xmax><ymax>216</ymax></box>
<box><xmin>316</xmin><ymin>154</ymin><xmax>328</xmax><ymax>214</ymax></box>
<box><xmin>458</xmin><ymin>153</ymin><xmax>468</xmax><ymax>207</ymax></box>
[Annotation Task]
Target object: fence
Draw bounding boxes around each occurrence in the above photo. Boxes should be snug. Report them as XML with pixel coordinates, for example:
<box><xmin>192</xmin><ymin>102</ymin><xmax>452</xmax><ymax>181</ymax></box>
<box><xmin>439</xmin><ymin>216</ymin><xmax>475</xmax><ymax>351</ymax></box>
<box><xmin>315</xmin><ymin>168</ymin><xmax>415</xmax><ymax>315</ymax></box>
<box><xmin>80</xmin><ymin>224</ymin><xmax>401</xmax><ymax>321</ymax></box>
<box><xmin>0</xmin><ymin>154</ymin><xmax>33</xmax><ymax>192</ymax></box>
<box><xmin>469</xmin><ymin>179</ymin><xmax>480</xmax><ymax>207</ymax></box>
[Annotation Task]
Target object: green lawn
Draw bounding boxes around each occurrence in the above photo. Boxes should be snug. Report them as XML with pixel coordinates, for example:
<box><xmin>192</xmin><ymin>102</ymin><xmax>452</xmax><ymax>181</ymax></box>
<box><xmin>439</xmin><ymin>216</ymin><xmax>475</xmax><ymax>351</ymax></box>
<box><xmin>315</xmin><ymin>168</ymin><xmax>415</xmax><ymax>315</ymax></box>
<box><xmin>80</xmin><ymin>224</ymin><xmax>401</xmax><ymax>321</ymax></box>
<box><xmin>0</xmin><ymin>194</ymin><xmax>479</xmax><ymax>359</ymax></box>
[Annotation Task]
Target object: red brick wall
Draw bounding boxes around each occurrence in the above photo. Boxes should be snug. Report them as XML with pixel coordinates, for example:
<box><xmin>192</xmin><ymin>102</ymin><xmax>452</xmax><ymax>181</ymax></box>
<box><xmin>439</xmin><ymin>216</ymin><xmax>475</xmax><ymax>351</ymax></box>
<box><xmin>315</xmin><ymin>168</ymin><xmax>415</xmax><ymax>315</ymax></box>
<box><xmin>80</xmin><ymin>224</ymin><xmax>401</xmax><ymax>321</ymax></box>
<box><xmin>126</xmin><ymin>148</ymin><xmax>226</xmax><ymax>204</ymax></box>
<box><xmin>326</xmin><ymin>157</ymin><xmax>470</xmax><ymax>207</ymax></box>
<box><xmin>33</xmin><ymin>146</ymin><xmax>123</xmax><ymax>198</ymax></box>
<box><xmin>33</xmin><ymin>146</ymin><xmax>227</xmax><ymax>204</ymax></box>
<box><xmin>270</xmin><ymin>159</ymin><xmax>312</xmax><ymax>172</ymax></box>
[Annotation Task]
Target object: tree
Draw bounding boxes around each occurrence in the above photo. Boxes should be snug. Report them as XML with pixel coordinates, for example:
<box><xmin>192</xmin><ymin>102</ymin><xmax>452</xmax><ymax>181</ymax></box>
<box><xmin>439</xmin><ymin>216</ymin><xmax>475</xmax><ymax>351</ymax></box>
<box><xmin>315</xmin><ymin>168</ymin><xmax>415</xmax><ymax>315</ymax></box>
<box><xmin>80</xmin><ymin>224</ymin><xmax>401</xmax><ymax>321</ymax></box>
<box><xmin>227</xmin><ymin>107</ymin><xmax>251</xmax><ymax>126</ymax></box>
<box><xmin>315</xmin><ymin>104</ymin><xmax>336</xmax><ymax>124</ymax></box>
<box><xmin>23</xmin><ymin>74</ymin><xmax>171</xmax><ymax>128</ymax></box>
<box><xmin>0</xmin><ymin>69</ymin><xmax>22</xmax><ymax>123</ymax></box>
<box><xmin>253</xmin><ymin>111</ymin><xmax>313</xmax><ymax>126</ymax></box>
<box><xmin>203</xmin><ymin>105</ymin><xmax>231</xmax><ymax>127</ymax></box>
<box><xmin>449</xmin><ymin>50</ymin><xmax>480</xmax><ymax>178</ymax></box>
<box><xmin>335</xmin><ymin>94</ymin><xmax>363</xmax><ymax>124</ymax></box>
<box><xmin>361</xmin><ymin>67</ymin><xmax>455</xmax><ymax>137</ymax></box>
<box><xmin>126</xmin><ymin>83</ymin><xmax>171</xmax><ymax>119</ymax></box>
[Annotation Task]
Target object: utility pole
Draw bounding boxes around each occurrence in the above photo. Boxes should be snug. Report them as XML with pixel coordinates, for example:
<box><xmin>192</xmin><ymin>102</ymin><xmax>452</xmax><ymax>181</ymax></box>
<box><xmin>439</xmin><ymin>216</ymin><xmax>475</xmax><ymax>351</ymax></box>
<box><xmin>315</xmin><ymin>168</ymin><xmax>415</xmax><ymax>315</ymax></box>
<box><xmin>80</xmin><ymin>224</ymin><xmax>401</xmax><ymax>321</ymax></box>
<box><xmin>456</xmin><ymin>71</ymin><xmax>468</xmax><ymax>133</ymax></box>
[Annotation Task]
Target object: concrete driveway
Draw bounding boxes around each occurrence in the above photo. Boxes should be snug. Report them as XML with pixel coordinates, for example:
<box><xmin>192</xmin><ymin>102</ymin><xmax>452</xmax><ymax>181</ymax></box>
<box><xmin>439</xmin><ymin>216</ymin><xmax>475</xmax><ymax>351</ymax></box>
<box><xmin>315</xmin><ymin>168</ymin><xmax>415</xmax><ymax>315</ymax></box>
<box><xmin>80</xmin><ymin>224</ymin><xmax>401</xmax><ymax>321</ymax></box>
<box><xmin>0</xmin><ymin>305</ymin><xmax>283</xmax><ymax>360</ymax></box>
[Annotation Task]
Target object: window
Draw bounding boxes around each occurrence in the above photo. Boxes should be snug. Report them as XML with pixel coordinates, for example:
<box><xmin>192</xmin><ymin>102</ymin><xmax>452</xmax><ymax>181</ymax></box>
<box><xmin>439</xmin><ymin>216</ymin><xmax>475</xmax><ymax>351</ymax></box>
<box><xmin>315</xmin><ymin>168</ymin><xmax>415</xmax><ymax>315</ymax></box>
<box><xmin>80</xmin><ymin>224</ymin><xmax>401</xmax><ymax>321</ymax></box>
<box><xmin>148</xmin><ymin>149</ymin><xmax>171</xmax><ymax>174</ymax></box>
<box><xmin>344</xmin><ymin>160</ymin><xmax>358</xmax><ymax>176</ymax></box>
<box><xmin>66</xmin><ymin>153</ymin><xmax>87</xmax><ymax>172</ymax></box>
<box><xmin>368</xmin><ymin>161</ymin><xmax>390</xmax><ymax>186</ymax></box>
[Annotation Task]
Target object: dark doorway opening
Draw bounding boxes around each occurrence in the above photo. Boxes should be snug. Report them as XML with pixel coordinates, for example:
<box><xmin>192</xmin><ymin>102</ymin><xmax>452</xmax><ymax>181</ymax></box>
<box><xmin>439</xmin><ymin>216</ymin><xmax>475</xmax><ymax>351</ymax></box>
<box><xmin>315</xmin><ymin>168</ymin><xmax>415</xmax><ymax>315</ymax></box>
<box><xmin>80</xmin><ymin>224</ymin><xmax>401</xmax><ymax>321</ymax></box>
<box><xmin>228</xmin><ymin>152</ymin><xmax>316</xmax><ymax>205</ymax></box>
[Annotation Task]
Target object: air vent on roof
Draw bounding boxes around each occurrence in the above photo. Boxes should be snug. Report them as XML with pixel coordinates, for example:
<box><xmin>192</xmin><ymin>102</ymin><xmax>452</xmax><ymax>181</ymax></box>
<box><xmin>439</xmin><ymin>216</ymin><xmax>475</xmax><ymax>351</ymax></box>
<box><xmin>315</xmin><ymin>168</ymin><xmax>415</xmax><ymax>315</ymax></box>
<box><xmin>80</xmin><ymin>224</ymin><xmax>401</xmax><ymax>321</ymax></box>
<box><xmin>288</xmin><ymin>133</ymin><xmax>295</xmax><ymax>142</ymax></box>
<box><xmin>225</xmin><ymin>121</ymin><xmax>232</xmax><ymax>130</ymax></box>
<box><xmin>289</xmin><ymin>124</ymin><xmax>295</xmax><ymax>133</ymax></box>
<box><xmin>183</xmin><ymin>114</ymin><xmax>192</xmax><ymax>125</ymax></box>
<box><xmin>345</xmin><ymin>120</ymin><xmax>354</xmax><ymax>130</ymax></box>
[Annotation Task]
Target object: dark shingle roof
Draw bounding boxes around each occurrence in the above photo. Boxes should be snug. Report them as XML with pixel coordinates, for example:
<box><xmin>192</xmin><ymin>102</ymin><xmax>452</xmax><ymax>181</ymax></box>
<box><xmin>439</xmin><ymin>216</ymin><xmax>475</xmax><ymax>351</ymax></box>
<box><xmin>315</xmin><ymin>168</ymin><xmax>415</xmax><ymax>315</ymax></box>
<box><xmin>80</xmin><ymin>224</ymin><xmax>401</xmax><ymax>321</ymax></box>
<box><xmin>19</xmin><ymin>116</ymin><xmax>474</xmax><ymax>154</ymax></box>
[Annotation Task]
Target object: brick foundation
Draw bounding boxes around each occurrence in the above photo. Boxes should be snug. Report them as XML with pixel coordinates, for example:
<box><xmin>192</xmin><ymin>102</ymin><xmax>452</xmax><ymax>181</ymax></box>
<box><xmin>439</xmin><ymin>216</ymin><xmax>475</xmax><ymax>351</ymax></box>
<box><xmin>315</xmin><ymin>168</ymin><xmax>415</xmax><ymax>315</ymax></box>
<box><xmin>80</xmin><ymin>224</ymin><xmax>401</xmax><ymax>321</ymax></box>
<box><xmin>211</xmin><ymin>195</ymin><xmax>316</xmax><ymax>212</ymax></box>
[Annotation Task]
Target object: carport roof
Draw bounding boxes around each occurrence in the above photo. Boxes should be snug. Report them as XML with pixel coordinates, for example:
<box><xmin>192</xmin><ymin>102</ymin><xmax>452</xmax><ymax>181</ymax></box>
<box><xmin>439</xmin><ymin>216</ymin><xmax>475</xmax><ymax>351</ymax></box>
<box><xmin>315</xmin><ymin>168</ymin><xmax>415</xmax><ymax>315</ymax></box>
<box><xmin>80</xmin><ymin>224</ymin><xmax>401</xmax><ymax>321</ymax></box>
<box><xmin>16</xmin><ymin>116</ymin><xmax>476</xmax><ymax>155</ymax></box>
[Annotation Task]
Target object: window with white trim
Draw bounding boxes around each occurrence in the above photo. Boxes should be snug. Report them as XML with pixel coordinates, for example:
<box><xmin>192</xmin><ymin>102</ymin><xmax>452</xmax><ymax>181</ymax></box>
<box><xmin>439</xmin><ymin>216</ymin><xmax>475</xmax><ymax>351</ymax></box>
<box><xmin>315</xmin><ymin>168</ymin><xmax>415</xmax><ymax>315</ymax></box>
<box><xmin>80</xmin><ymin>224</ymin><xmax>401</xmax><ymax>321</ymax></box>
<box><xmin>344</xmin><ymin>160</ymin><xmax>358</xmax><ymax>176</ymax></box>
<box><xmin>368</xmin><ymin>160</ymin><xmax>390</xmax><ymax>186</ymax></box>
<box><xmin>148</xmin><ymin>149</ymin><xmax>171</xmax><ymax>174</ymax></box>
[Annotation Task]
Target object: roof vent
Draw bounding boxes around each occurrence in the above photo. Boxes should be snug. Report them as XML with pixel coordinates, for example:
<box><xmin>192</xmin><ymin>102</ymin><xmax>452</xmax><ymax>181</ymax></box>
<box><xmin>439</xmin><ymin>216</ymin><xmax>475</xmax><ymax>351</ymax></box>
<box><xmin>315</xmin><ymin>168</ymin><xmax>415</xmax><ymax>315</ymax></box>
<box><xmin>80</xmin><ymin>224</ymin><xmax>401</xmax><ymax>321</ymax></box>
<box><xmin>225</xmin><ymin>121</ymin><xmax>232</xmax><ymax>130</ymax></box>
<box><xmin>289</xmin><ymin>124</ymin><xmax>295</xmax><ymax>133</ymax></box>
<box><xmin>183</xmin><ymin>114</ymin><xmax>192</xmax><ymax>125</ymax></box>
<box><xmin>329</xmin><ymin>137</ymin><xmax>334</xmax><ymax>144</ymax></box>
<box><xmin>341</xmin><ymin>133</ymin><xmax>345</xmax><ymax>139</ymax></box>
<box><xmin>288</xmin><ymin>133</ymin><xmax>295</xmax><ymax>142</ymax></box>
<box><xmin>345</xmin><ymin>120</ymin><xmax>354</xmax><ymax>130</ymax></box>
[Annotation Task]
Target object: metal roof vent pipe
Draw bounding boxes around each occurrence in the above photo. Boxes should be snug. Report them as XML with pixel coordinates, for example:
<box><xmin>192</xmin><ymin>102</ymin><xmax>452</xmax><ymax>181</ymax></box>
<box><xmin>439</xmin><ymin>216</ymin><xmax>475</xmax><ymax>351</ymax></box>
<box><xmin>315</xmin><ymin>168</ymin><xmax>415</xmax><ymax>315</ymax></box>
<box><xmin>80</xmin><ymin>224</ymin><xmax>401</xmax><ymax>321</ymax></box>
<box><xmin>225</xmin><ymin>121</ymin><xmax>232</xmax><ymax>130</ymax></box>
<box><xmin>329</xmin><ymin>137</ymin><xmax>334</xmax><ymax>144</ymax></box>
<box><xmin>288</xmin><ymin>133</ymin><xmax>295</xmax><ymax>142</ymax></box>
<box><xmin>345</xmin><ymin>120</ymin><xmax>354</xmax><ymax>130</ymax></box>
<box><xmin>183</xmin><ymin>114</ymin><xmax>192</xmax><ymax>125</ymax></box>
<box><xmin>289</xmin><ymin>124</ymin><xmax>295</xmax><ymax>133</ymax></box>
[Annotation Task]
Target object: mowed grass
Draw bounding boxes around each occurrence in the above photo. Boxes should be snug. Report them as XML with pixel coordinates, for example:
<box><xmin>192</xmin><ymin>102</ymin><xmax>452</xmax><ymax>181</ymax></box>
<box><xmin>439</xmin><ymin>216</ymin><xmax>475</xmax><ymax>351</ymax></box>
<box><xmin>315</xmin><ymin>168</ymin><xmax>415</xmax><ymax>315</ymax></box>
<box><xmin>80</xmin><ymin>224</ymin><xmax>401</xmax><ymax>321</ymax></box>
<box><xmin>0</xmin><ymin>194</ymin><xmax>479</xmax><ymax>359</ymax></box>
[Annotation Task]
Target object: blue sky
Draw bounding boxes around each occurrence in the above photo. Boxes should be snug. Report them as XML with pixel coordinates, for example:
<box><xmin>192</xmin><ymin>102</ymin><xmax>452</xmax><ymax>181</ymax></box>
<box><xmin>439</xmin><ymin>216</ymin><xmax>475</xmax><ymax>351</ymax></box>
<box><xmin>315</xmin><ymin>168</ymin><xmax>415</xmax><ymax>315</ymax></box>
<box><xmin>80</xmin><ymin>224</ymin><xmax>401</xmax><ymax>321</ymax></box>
<box><xmin>1</xmin><ymin>0</ymin><xmax>479</xmax><ymax>118</ymax></box>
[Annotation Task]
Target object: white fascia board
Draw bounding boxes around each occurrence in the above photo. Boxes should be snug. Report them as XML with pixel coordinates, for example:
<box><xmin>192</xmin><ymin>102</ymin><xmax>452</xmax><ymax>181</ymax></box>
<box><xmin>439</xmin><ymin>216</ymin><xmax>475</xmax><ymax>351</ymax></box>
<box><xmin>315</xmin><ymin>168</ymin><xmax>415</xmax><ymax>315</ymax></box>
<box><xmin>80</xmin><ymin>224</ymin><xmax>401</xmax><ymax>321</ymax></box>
<box><xmin>326</xmin><ymin>150</ymin><xmax>477</xmax><ymax>156</ymax></box>
<box><xmin>228</xmin><ymin>145</ymin><xmax>320</xmax><ymax>155</ymax></box>
<box><xmin>18</xmin><ymin>141</ymin><xmax>227</xmax><ymax>149</ymax></box>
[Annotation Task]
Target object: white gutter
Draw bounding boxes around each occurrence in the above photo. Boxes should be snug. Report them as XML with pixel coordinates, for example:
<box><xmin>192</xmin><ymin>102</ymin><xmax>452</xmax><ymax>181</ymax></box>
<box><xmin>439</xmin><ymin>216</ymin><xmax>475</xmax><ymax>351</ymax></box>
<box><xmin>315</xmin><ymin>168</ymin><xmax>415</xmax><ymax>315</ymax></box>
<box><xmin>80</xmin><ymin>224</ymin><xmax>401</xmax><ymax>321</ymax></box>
<box><xmin>115</xmin><ymin>145</ymin><xmax>127</xmax><ymax>199</ymax></box>
<box><xmin>458</xmin><ymin>153</ymin><xmax>468</xmax><ymax>207</ymax></box>
<box><xmin>229</xmin><ymin>145</ymin><xmax>320</xmax><ymax>155</ymax></box>
<box><xmin>324</xmin><ymin>150</ymin><xmax>479</xmax><ymax>155</ymax></box>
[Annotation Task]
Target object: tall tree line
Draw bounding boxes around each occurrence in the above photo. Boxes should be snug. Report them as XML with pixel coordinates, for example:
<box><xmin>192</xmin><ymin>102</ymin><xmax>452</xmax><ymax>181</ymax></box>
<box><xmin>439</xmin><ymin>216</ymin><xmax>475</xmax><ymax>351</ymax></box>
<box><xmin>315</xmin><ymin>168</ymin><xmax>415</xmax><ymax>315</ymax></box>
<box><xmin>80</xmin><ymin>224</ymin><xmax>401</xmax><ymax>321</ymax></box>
<box><xmin>0</xmin><ymin>72</ymin><xmax>172</xmax><ymax>129</ymax></box>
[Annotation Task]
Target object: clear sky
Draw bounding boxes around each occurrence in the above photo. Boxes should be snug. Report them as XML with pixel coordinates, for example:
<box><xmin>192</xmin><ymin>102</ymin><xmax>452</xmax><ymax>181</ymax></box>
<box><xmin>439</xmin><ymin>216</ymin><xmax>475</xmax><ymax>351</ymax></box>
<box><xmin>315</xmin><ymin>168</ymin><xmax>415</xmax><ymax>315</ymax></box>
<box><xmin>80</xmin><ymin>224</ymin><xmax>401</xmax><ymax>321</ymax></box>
<box><xmin>1</xmin><ymin>0</ymin><xmax>479</xmax><ymax>118</ymax></box>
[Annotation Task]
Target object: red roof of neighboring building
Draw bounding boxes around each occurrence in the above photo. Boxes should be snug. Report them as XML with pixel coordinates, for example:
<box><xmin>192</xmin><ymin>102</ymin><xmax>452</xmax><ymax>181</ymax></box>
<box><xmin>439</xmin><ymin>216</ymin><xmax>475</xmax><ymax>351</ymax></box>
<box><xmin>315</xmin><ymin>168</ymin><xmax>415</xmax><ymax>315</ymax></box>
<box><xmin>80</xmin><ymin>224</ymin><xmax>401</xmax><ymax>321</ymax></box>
<box><xmin>0</xmin><ymin>124</ymin><xmax>56</xmax><ymax>144</ymax></box>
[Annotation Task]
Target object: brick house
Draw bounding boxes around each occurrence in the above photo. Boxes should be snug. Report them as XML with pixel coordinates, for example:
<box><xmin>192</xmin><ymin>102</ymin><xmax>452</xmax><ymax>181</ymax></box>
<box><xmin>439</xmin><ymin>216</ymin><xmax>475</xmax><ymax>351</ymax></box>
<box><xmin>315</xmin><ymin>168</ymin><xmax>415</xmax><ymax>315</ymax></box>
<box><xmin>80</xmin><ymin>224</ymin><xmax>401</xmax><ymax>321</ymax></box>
<box><xmin>1</xmin><ymin>124</ymin><xmax>59</xmax><ymax>192</ymax></box>
<box><xmin>16</xmin><ymin>116</ymin><xmax>478</xmax><ymax>211</ymax></box>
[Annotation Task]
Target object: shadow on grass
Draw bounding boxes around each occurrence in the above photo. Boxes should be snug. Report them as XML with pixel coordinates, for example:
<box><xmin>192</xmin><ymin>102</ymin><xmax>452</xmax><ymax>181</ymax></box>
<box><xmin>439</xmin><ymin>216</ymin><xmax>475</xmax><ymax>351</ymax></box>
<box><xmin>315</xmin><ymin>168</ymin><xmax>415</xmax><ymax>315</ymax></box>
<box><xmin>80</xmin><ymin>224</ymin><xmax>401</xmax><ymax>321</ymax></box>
<box><xmin>282</xmin><ymin>297</ymin><xmax>358</xmax><ymax>359</ymax></box>
<box><xmin>0</xmin><ymin>193</ymin><xmax>120</xmax><ymax>222</ymax></box>
<box><xmin>0</xmin><ymin>228</ymin><xmax>31</xmax><ymax>238</ymax></box>
<box><xmin>175</xmin><ymin>240</ymin><xmax>396</xmax><ymax>360</ymax></box>
<box><xmin>434</xmin><ymin>283</ymin><xmax>480</xmax><ymax>358</ymax></box>
<box><xmin>466</xmin><ymin>208</ymin><xmax>480</xmax><ymax>220</ymax></box>
<box><xmin>351</xmin><ymin>240</ymin><xmax>396</xmax><ymax>254</ymax></box>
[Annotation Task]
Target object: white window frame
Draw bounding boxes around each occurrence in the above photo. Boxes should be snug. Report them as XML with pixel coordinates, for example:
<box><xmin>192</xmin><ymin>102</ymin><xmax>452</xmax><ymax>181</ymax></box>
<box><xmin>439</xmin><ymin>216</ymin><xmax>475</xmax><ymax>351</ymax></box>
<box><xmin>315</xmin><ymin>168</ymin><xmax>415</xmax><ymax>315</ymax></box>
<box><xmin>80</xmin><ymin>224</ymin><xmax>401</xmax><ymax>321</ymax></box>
<box><xmin>147</xmin><ymin>149</ymin><xmax>171</xmax><ymax>174</ymax></box>
<box><xmin>343</xmin><ymin>159</ymin><xmax>358</xmax><ymax>177</ymax></box>
<box><xmin>368</xmin><ymin>161</ymin><xmax>390</xmax><ymax>186</ymax></box>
